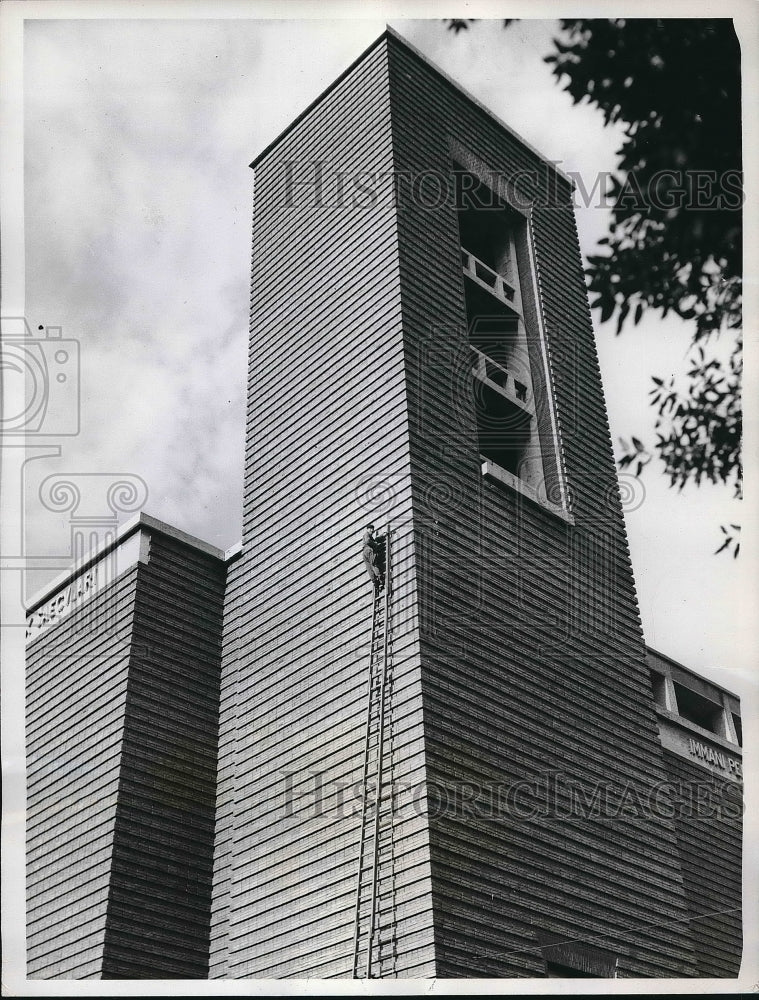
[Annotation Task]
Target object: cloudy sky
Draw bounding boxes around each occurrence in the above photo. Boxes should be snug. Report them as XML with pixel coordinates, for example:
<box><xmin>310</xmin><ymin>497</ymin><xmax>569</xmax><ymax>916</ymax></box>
<box><xmin>13</xmin><ymin>8</ymin><xmax>755</xmax><ymax>694</ymax></box>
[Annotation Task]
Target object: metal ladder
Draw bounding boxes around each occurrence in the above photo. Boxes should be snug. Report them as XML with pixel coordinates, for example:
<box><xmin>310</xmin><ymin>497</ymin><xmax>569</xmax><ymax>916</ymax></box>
<box><xmin>351</xmin><ymin>528</ymin><xmax>393</xmax><ymax>979</ymax></box>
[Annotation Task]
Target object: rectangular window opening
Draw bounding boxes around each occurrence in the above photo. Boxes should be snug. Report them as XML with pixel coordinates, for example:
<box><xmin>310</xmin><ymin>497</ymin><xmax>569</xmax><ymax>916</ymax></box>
<box><xmin>546</xmin><ymin>962</ymin><xmax>603</xmax><ymax>978</ymax></box>
<box><xmin>673</xmin><ymin>682</ymin><xmax>722</xmax><ymax>734</ymax></box>
<box><xmin>475</xmin><ymin>381</ymin><xmax>533</xmax><ymax>477</ymax></box>
<box><xmin>454</xmin><ymin>161</ymin><xmax>566</xmax><ymax>508</ymax></box>
<box><xmin>484</xmin><ymin>358</ymin><xmax>508</xmax><ymax>390</ymax></box>
<box><xmin>456</xmin><ymin>170</ymin><xmax>514</xmax><ymax>276</ymax></box>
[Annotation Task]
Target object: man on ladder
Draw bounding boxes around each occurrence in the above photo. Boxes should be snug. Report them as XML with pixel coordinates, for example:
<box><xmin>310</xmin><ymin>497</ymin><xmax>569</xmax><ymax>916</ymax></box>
<box><xmin>362</xmin><ymin>524</ymin><xmax>385</xmax><ymax>592</ymax></box>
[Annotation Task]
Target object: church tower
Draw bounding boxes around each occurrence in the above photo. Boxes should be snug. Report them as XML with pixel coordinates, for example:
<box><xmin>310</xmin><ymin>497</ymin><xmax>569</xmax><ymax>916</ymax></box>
<box><xmin>209</xmin><ymin>29</ymin><xmax>705</xmax><ymax>978</ymax></box>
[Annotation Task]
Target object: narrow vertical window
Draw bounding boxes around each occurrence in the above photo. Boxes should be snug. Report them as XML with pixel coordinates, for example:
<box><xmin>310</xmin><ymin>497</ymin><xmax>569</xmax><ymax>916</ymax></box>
<box><xmin>454</xmin><ymin>164</ymin><xmax>568</xmax><ymax>516</ymax></box>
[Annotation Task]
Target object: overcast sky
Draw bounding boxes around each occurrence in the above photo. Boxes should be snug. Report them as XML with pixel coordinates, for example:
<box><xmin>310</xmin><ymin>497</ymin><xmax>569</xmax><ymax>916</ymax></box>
<box><xmin>17</xmin><ymin>11</ymin><xmax>755</xmax><ymax>694</ymax></box>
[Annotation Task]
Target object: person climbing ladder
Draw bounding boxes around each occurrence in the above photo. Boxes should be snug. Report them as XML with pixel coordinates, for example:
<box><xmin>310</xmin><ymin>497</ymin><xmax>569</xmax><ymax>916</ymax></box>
<box><xmin>362</xmin><ymin>524</ymin><xmax>385</xmax><ymax>591</ymax></box>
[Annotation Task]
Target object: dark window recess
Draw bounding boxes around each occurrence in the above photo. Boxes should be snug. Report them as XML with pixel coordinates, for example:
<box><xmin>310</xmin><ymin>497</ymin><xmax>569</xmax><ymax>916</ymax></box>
<box><xmin>674</xmin><ymin>682</ymin><xmax>722</xmax><ymax>734</ymax></box>
<box><xmin>546</xmin><ymin>962</ymin><xmax>603</xmax><ymax>978</ymax></box>
<box><xmin>650</xmin><ymin>670</ymin><xmax>668</xmax><ymax>709</ymax></box>
<box><xmin>475</xmin><ymin>382</ymin><xmax>532</xmax><ymax>476</ymax></box>
<box><xmin>732</xmin><ymin>712</ymin><xmax>742</xmax><ymax>747</ymax></box>
<box><xmin>455</xmin><ymin>170</ymin><xmax>513</xmax><ymax>274</ymax></box>
<box><xmin>484</xmin><ymin>358</ymin><xmax>508</xmax><ymax>389</ymax></box>
<box><xmin>538</xmin><ymin>936</ymin><xmax>618</xmax><ymax>978</ymax></box>
<box><xmin>465</xmin><ymin>289</ymin><xmax>520</xmax><ymax>363</ymax></box>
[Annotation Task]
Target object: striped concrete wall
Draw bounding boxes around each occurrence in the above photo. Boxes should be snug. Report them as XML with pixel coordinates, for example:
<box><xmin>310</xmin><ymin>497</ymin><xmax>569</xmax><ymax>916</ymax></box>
<box><xmin>26</xmin><ymin>33</ymin><xmax>741</xmax><ymax>983</ymax></box>
<box><xmin>661</xmin><ymin>750</ymin><xmax>742</xmax><ymax>977</ymax></box>
<box><xmin>210</xmin><ymin>36</ymin><xmax>436</xmax><ymax>978</ymax></box>
<box><xmin>27</xmin><ymin>571</ymin><xmax>138</xmax><ymax>978</ymax></box>
<box><xmin>26</xmin><ymin>527</ymin><xmax>226</xmax><ymax>979</ymax></box>
<box><xmin>210</xmin><ymin>28</ymin><xmax>740</xmax><ymax>980</ymax></box>
<box><xmin>101</xmin><ymin>532</ymin><xmax>226</xmax><ymax>978</ymax></box>
<box><xmin>386</xmin><ymin>33</ymin><xmax>699</xmax><ymax>977</ymax></box>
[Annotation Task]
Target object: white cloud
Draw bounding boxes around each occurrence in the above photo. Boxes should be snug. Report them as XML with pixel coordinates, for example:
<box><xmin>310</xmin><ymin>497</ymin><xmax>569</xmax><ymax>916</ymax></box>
<box><xmin>21</xmin><ymin>15</ymin><xmax>750</xmax><ymax>684</ymax></box>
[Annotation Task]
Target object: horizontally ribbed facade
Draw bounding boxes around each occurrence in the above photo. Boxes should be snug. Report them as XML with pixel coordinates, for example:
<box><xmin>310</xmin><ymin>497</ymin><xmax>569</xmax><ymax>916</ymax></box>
<box><xmin>26</xmin><ymin>518</ymin><xmax>226</xmax><ymax>978</ymax></box>
<box><xmin>101</xmin><ymin>530</ymin><xmax>226</xmax><ymax>977</ymax></box>
<box><xmin>27</xmin><ymin>570</ymin><xmax>138</xmax><ymax>978</ymax></box>
<box><xmin>385</xmin><ymin>34</ymin><xmax>699</xmax><ymax>977</ymax></box>
<box><xmin>210</xmin><ymin>28</ymin><xmax>730</xmax><ymax>979</ymax></box>
<box><xmin>209</xmin><ymin>36</ymin><xmax>435</xmax><ymax>978</ymax></box>
<box><xmin>646</xmin><ymin>647</ymin><xmax>743</xmax><ymax>978</ymax></box>
<box><xmin>663</xmin><ymin>752</ymin><xmax>742</xmax><ymax>977</ymax></box>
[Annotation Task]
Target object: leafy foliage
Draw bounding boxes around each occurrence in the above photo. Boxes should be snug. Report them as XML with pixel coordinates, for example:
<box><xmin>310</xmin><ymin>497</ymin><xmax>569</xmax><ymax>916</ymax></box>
<box><xmin>447</xmin><ymin>18</ymin><xmax>743</xmax><ymax>552</ymax></box>
<box><xmin>549</xmin><ymin>19</ymin><xmax>742</xmax><ymax>345</ymax></box>
<box><xmin>448</xmin><ymin>19</ymin><xmax>515</xmax><ymax>33</ymax></box>
<box><xmin>647</xmin><ymin>341</ymin><xmax>742</xmax><ymax>497</ymax></box>
<box><xmin>715</xmin><ymin>523</ymin><xmax>741</xmax><ymax>558</ymax></box>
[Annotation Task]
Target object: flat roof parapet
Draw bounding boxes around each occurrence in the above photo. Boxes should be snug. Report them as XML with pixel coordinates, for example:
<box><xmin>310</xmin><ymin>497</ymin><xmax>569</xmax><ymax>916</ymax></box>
<box><xmin>25</xmin><ymin>511</ymin><xmax>231</xmax><ymax>617</ymax></box>
<box><xmin>646</xmin><ymin>645</ymin><xmax>740</xmax><ymax>708</ymax></box>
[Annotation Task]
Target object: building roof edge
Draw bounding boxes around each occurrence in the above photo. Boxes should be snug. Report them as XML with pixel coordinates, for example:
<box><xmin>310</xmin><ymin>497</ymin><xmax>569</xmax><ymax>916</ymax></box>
<box><xmin>383</xmin><ymin>26</ymin><xmax>573</xmax><ymax>187</ymax></box>
<box><xmin>646</xmin><ymin>644</ymin><xmax>740</xmax><ymax>703</ymax></box>
<box><xmin>249</xmin><ymin>26</ymin><xmax>573</xmax><ymax>188</ymax></box>
<box><xmin>25</xmin><ymin>512</ymin><xmax>228</xmax><ymax>615</ymax></box>
<box><xmin>249</xmin><ymin>30</ymin><xmax>388</xmax><ymax>170</ymax></box>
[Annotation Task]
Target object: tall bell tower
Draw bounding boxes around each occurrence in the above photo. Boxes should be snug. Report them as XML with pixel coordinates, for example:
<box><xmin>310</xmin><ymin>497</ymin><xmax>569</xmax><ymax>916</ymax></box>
<box><xmin>210</xmin><ymin>28</ymin><xmax>702</xmax><ymax>979</ymax></box>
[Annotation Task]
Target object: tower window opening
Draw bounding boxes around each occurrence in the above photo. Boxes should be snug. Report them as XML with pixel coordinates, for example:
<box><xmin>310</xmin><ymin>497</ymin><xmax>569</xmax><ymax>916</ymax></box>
<box><xmin>673</xmin><ymin>682</ymin><xmax>722</xmax><ymax>734</ymax></box>
<box><xmin>453</xmin><ymin>160</ymin><xmax>568</xmax><ymax>515</ymax></box>
<box><xmin>456</xmin><ymin>170</ymin><xmax>514</xmax><ymax>277</ymax></box>
<box><xmin>484</xmin><ymin>358</ymin><xmax>508</xmax><ymax>390</ymax></box>
<box><xmin>475</xmin><ymin>381</ymin><xmax>533</xmax><ymax>477</ymax></box>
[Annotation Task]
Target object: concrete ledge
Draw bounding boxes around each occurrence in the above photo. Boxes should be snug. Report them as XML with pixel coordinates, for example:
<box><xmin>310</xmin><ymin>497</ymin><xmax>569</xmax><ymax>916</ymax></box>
<box><xmin>481</xmin><ymin>459</ymin><xmax>575</xmax><ymax>525</ymax></box>
<box><xmin>25</xmin><ymin>512</ymin><xmax>229</xmax><ymax>615</ymax></box>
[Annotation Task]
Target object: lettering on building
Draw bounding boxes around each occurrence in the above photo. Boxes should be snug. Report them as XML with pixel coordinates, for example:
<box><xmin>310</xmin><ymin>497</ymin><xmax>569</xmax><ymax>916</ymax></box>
<box><xmin>688</xmin><ymin>737</ymin><xmax>742</xmax><ymax>779</ymax></box>
<box><xmin>26</xmin><ymin>567</ymin><xmax>99</xmax><ymax>640</ymax></box>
